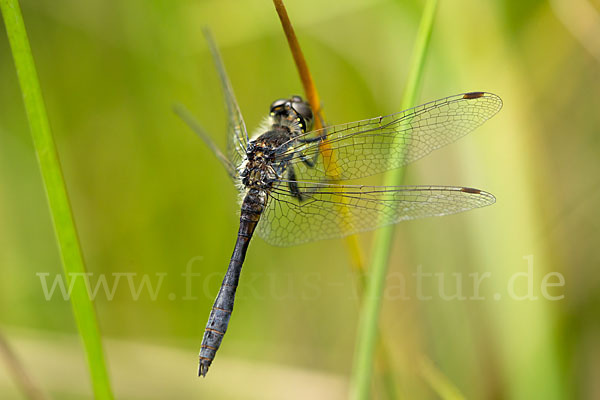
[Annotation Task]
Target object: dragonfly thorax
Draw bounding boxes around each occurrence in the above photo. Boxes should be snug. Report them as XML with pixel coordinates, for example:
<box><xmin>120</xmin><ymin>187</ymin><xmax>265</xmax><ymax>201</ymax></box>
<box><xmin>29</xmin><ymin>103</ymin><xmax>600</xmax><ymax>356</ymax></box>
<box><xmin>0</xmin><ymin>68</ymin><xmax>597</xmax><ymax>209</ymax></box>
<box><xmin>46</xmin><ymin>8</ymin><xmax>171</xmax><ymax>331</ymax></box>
<box><xmin>240</xmin><ymin>161</ymin><xmax>278</xmax><ymax>190</ymax></box>
<box><xmin>241</xmin><ymin>142</ymin><xmax>280</xmax><ymax>190</ymax></box>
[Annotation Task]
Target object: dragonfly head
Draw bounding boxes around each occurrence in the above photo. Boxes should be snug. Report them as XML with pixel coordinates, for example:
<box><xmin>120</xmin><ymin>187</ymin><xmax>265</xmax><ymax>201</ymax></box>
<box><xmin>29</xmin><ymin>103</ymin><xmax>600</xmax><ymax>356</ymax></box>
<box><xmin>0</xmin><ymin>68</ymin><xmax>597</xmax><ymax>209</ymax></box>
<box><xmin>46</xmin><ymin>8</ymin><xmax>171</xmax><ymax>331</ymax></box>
<box><xmin>270</xmin><ymin>95</ymin><xmax>314</xmax><ymax>133</ymax></box>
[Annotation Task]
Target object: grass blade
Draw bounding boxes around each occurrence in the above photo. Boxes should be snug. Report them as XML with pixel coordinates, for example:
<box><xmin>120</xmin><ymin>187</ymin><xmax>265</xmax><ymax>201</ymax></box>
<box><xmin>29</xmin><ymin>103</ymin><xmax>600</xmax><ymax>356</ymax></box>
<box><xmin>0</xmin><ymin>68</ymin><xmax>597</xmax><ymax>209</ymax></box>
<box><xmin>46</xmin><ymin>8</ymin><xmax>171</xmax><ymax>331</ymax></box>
<box><xmin>0</xmin><ymin>1</ymin><xmax>114</xmax><ymax>398</ymax></box>
<box><xmin>349</xmin><ymin>1</ymin><xmax>439</xmax><ymax>399</ymax></box>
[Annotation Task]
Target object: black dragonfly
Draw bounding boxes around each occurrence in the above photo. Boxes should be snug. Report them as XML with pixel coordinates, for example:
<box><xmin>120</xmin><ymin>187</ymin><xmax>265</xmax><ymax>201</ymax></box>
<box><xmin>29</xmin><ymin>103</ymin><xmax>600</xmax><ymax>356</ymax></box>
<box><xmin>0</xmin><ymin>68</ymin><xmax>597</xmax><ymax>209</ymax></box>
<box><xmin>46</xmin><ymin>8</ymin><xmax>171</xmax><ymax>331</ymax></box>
<box><xmin>175</xmin><ymin>31</ymin><xmax>502</xmax><ymax>377</ymax></box>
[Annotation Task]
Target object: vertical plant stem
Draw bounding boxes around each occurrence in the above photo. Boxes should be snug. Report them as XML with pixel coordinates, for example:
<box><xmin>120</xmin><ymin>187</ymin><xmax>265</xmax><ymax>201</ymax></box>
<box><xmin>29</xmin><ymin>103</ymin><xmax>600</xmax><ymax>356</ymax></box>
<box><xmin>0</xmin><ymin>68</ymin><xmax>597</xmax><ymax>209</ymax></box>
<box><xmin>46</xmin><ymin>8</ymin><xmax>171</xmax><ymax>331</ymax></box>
<box><xmin>272</xmin><ymin>0</ymin><xmax>366</xmax><ymax>270</ymax></box>
<box><xmin>350</xmin><ymin>1</ymin><xmax>439</xmax><ymax>399</ymax></box>
<box><xmin>273</xmin><ymin>2</ymin><xmax>403</xmax><ymax>398</ymax></box>
<box><xmin>274</xmin><ymin>2</ymin><xmax>405</xmax><ymax>398</ymax></box>
<box><xmin>0</xmin><ymin>1</ymin><xmax>113</xmax><ymax>398</ymax></box>
<box><xmin>272</xmin><ymin>0</ymin><xmax>324</xmax><ymax>130</ymax></box>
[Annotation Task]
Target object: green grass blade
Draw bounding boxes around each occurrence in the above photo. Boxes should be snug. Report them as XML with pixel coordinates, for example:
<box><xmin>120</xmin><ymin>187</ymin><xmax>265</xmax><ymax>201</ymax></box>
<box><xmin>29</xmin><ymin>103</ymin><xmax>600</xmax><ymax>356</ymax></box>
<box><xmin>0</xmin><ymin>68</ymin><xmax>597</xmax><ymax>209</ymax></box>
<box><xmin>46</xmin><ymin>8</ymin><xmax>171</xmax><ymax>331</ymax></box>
<box><xmin>0</xmin><ymin>1</ymin><xmax>114</xmax><ymax>398</ymax></box>
<box><xmin>349</xmin><ymin>1</ymin><xmax>439</xmax><ymax>399</ymax></box>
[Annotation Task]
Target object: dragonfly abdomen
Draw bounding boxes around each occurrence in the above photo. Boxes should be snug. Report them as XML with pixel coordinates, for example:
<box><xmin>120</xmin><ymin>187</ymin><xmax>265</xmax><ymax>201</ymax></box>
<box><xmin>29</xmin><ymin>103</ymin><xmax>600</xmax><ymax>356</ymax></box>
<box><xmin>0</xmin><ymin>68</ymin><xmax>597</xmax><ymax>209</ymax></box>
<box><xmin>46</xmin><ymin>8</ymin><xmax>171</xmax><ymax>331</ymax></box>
<box><xmin>198</xmin><ymin>189</ymin><xmax>265</xmax><ymax>377</ymax></box>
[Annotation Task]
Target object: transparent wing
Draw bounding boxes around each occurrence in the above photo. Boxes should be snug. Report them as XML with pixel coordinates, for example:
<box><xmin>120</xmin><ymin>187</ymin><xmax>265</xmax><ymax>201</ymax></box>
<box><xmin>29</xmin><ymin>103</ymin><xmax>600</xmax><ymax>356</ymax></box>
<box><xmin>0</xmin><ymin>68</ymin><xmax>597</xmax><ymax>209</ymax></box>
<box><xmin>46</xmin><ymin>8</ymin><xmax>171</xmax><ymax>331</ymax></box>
<box><xmin>204</xmin><ymin>28</ymin><xmax>248</xmax><ymax>169</ymax></box>
<box><xmin>278</xmin><ymin>92</ymin><xmax>502</xmax><ymax>181</ymax></box>
<box><xmin>257</xmin><ymin>181</ymin><xmax>495</xmax><ymax>246</ymax></box>
<box><xmin>173</xmin><ymin>103</ymin><xmax>237</xmax><ymax>179</ymax></box>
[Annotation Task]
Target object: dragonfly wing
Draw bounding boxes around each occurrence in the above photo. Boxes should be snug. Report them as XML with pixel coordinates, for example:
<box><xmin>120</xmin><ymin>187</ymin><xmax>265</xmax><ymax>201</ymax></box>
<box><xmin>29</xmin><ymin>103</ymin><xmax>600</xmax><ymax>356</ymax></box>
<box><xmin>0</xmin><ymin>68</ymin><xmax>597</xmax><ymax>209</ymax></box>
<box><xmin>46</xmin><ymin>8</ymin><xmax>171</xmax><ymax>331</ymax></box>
<box><xmin>173</xmin><ymin>103</ymin><xmax>238</xmax><ymax>179</ymax></box>
<box><xmin>257</xmin><ymin>181</ymin><xmax>495</xmax><ymax>246</ymax></box>
<box><xmin>281</xmin><ymin>92</ymin><xmax>502</xmax><ymax>181</ymax></box>
<box><xmin>204</xmin><ymin>28</ymin><xmax>248</xmax><ymax>170</ymax></box>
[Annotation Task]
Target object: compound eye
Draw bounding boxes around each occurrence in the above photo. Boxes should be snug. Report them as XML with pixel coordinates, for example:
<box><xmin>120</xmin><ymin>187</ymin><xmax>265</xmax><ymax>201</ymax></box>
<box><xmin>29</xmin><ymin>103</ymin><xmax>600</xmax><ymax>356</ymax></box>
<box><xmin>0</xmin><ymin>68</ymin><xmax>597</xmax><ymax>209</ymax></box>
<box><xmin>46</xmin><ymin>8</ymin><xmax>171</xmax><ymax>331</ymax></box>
<box><xmin>291</xmin><ymin>100</ymin><xmax>314</xmax><ymax>130</ymax></box>
<box><xmin>269</xmin><ymin>99</ymin><xmax>287</xmax><ymax>113</ymax></box>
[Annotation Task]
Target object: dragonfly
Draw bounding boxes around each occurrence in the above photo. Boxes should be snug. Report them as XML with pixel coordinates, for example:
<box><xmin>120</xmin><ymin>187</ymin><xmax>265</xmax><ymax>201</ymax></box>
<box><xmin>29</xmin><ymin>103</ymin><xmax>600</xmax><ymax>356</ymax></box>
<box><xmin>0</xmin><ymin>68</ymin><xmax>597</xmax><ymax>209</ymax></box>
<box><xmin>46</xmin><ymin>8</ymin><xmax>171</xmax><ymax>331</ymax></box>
<box><xmin>175</xmin><ymin>31</ymin><xmax>502</xmax><ymax>377</ymax></box>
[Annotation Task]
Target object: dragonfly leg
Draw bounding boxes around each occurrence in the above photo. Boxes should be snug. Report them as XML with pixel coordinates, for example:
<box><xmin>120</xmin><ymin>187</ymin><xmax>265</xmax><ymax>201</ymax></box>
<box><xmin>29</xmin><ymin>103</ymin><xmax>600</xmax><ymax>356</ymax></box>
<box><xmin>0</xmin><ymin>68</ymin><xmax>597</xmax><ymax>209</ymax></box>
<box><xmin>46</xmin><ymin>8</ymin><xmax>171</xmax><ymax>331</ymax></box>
<box><xmin>299</xmin><ymin>153</ymin><xmax>315</xmax><ymax>168</ymax></box>
<box><xmin>287</xmin><ymin>166</ymin><xmax>304</xmax><ymax>201</ymax></box>
<box><xmin>297</xmin><ymin>137</ymin><xmax>322</xmax><ymax>167</ymax></box>
<box><xmin>297</xmin><ymin>135</ymin><xmax>325</xmax><ymax>166</ymax></box>
<box><xmin>297</xmin><ymin>135</ymin><xmax>326</xmax><ymax>144</ymax></box>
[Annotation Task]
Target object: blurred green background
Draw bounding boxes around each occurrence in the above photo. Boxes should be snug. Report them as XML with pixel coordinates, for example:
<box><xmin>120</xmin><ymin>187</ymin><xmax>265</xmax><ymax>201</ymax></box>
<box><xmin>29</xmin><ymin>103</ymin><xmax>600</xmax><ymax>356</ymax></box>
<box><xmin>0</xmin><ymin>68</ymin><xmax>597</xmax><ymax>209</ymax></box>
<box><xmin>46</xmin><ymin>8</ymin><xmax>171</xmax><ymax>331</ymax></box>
<box><xmin>1</xmin><ymin>0</ymin><xmax>599</xmax><ymax>398</ymax></box>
